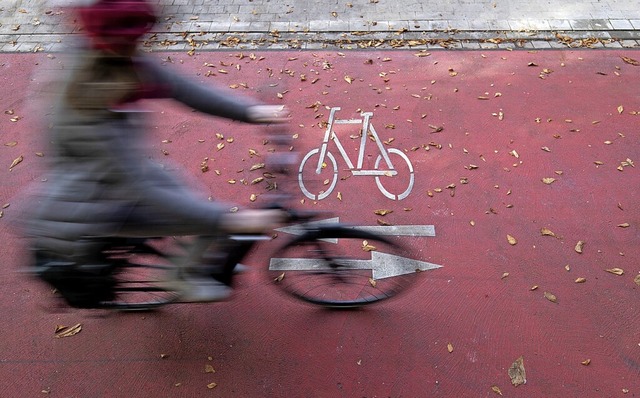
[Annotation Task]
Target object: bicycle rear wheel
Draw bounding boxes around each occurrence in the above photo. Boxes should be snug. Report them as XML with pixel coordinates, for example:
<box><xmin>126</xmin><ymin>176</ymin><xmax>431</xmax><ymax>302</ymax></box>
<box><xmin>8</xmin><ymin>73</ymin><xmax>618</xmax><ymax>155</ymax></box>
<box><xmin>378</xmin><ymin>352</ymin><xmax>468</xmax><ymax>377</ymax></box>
<box><xmin>268</xmin><ymin>226</ymin><xmax>419</xmax><ymax>308</ymax></box>
<box><xmin>101</xmin><ymin>238</ymin><xmax>181</xmax><ymax>311</ymax></box>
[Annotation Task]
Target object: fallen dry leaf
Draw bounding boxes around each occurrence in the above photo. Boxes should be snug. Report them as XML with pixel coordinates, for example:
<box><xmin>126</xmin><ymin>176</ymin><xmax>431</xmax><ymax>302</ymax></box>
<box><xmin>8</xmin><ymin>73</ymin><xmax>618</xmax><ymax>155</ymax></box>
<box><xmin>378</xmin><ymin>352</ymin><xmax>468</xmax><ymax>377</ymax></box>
<box><xmin>374</xmin><ymin>209</ymin><xmax>393</xmax><ymax>216</ymax></box>
<box><xmin>362</xmin><ymin>240</ymin><xmax>376</xmax><ymax>252</ymax></box>
<box><xmin>447</xmin><ymin>343</ymin><xmax>454</xmax><ymax>353</ymax></box>
<box><xmin>621</xmin><ymin>56</ymin><xmax>640</xmax><ymax>66</ymax></box>
<box><xmin>205</xmin><ymin>364</ymin><xmax>215</xmax><ymax>373</ymax></box>
<box><xmin>540</xmin><ymin>227</ymin><xmax>556</xmax><ymax>237</ymax></box>
<box><xmin>9</xmin><ymin>155</ymin><xmax>23</xmax><ymax>170</ymax></box>
<box><xmin>508</xmin><ymin>356</ymin><xmax>526</xmax><ymax>386</ymax></box>
<box><xmin>617</xmin><ymin>223</ymin><xmax>630</xmax><ymax>228</ymax></box>
<box><xmin>507</xmin><ymin>235</ymin><xmax>517</xmax><ymax>245</ymax></box>
<box><xmin>491</xmin><ymin>385</ymin><xmax>503</xmax><ymax>395</ymax></box>
<box><xmin>634</xmin><ymin>274</ymin><xmax>640</xmax><ymax>286</ymax></box>
<box><xmin>575</xmin><ymin>277</ymin><xmax>587</xmax><ymax>283</ymax></box>
<box><xmin>581</xmin><ymin>359</ymin><xmax>591</xmax><ymax>366</ymax></box>
<box><xmin>55</xmin><ymin>323</ymin><xmax>82</xmax><ymax>338</ymax></box>
<box><xmin>605</xmin><ymin>268</ymin><xmax>624</xmax><ymax>276</ymax></box>
<box><xmin>575</xmin><ymin>241</ymin><xmax>585</xmax><ymax>253</ymax></box>
<box><xmin>207</xmin><ymin>382</ymin><xmax>217</xmax><ymax>389</ymax></box>
<box><xmin>544</xmin><ymin>291</ymin><xmax>558</xmax><ymax>303</ymax></box>
<box><xmin>542</xmin><ymin>177</ymin><xmax>556</xmax><ymax>185</ymax></box>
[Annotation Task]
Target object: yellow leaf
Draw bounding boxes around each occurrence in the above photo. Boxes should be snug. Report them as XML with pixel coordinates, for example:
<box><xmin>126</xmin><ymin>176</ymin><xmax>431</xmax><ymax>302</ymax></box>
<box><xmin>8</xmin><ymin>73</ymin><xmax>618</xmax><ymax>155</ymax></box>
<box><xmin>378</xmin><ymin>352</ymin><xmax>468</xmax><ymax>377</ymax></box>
<box><xmin>605</xmin><ymin>268</ymin><xmax>624</xmax><ymax>276</ymax></box>
<box><xmin>507</xmin><ymin>235</ymin><xmax>517</xmax><ymax>245</ymax></box>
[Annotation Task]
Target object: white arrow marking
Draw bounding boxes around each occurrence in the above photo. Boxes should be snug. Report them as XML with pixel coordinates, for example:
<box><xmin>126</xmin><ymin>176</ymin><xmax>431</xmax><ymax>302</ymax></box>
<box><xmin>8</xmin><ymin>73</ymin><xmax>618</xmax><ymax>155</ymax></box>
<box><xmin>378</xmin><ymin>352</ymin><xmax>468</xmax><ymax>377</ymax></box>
<box><xmin>269</xmin><ymin>251</ymin><xmax>441</xmax><ymax>280</ymax></box>
<box><xmin>275</xmin><ymin>218</ymin><xmax>435</xmax><ymax>243</ymax></box>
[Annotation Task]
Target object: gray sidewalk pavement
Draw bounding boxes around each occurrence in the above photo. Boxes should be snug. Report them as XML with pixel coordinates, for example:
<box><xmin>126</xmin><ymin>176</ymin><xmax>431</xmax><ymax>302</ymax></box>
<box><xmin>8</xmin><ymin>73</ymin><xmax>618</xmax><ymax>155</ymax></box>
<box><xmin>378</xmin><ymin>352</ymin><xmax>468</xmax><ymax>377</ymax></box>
<box><xmin>1</xmin><ymin>0</ymin><xmax>640</xmax><ymax>52</ymax></box>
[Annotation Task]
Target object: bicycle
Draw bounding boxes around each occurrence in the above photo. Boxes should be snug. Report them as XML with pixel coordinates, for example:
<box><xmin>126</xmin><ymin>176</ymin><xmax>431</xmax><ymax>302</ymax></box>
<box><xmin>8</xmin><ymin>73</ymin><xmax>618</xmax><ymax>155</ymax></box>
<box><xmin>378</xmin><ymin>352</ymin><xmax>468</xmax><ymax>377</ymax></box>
<box><xmin>30</xmin><ymin>126</ymin><xmax>423</xmax><ymax>310</ymax></box>
<box><xmin>298</xmin><ymin>107</ymin><xmax>415</xmax><ymax>201</ymax></box>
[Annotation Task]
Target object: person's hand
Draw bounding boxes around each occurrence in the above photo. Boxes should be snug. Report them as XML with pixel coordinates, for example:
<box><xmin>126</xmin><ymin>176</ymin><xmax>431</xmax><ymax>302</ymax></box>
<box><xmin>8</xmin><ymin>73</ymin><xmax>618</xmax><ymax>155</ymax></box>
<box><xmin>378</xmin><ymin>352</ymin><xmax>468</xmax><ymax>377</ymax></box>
<box><xmin>247</xmin><ymin>105</ymin><xmax>290</xmax><ymax>123</ymax></box>
<box><xmin>220</xmin><ymin>209</ymin><xmax>286</xmax><ymax>233</ymax></box>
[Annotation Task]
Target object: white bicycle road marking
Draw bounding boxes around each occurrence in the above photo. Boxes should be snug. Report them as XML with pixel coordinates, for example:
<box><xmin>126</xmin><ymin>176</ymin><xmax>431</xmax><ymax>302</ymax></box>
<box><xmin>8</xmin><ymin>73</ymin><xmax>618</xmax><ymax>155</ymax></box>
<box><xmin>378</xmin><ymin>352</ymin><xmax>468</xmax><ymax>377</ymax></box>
<box><xmin>298</xmin><ymin>107</ymin><xmax>415</xmax><ymax>201</ymax></box>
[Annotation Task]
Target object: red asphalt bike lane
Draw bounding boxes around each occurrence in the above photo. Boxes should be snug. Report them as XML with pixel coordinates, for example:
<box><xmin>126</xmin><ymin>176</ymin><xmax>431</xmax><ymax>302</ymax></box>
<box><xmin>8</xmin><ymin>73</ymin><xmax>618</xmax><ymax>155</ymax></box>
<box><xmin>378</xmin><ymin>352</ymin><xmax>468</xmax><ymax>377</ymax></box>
<box><xmin>1</xmin><ymin>49</ymin><xmax>639</xmax><ymax>397</ymax></box>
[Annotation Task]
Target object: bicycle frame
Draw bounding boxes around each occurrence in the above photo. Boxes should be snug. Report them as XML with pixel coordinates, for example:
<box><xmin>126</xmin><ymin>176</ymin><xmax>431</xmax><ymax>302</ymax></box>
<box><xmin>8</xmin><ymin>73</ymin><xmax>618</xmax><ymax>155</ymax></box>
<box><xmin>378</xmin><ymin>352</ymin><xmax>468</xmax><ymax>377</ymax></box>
<box><xmin>314</xmin><ymin>107</ymin><xmax>398</xmax><ymax>176</ymax></box>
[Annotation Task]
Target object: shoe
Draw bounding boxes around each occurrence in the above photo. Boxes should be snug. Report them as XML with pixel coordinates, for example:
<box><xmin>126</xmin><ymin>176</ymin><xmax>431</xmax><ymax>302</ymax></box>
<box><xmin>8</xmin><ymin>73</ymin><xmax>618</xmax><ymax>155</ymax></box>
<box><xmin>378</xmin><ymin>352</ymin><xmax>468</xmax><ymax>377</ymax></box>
<box><xmin>176</xmin><ymin>276</ymin><xmax>233</xmax><ymax>303</ymax></box>
<box><xmin>160</xmin><ymin>272</ymin><xmax>233</xmax><ymax>303</ymax></box>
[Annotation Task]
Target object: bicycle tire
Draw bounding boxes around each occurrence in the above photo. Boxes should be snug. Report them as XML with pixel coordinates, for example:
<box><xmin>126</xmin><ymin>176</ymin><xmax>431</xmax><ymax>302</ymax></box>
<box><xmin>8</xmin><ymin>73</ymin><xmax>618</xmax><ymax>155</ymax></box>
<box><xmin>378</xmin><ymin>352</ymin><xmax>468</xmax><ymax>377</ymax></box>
<box><xmin>100</xmin><ymin>238</ymin><xmax>181</xmax><ymax>311</ymax></box>
<box><xmin>268</xmin><ymin>226</ymin><xmax>419</xmax><ymax>308</ymax></box>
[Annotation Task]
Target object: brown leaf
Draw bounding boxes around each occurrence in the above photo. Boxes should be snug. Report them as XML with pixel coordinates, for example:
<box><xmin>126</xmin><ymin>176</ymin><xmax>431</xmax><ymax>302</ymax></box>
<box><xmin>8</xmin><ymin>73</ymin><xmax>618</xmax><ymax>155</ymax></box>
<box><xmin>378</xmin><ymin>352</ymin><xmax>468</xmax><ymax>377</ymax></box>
<box><xmin>374</xmin><ymin>209</ymin><xmax>393</xmax><ymax>216</ymax></box>
<box><xmin>621</xmin><ymin>56</ymin><xmax>640</xmax><ymax>66</ymax></box>
<box><xmin>540</xmin><ymin>227</ymin><xmax>556</xmax><ymax>237</ymax></box>
<box><xmin>362</xmin><ymin>240</ymin><xmax>376</xmax><ymax>252</ymax></box>
<box><xmin>55</xmin><ymin>323</ymin><xmax>82</xmax><ymax>338</ymax></box>
<box><xmin>205</xmin><ymin>364</ymin><xmax>215</xmax><ymax>373</ymax></box>
<box><xmin>605</xmin><ymin>268</ymin><xmax>624</xmax><ymax>276</ymax></box>
<box><xmin>9</xmin><ymin>155</ymin><xmax>23</xmax><ymax>170</ymax></box>
<box><xmin>544</xmin><ymin>291</ymin><xmax>558</xmax><ymax>303</ymax></box>
<box><xmin>508</xmin><ymin>356</ymin><xmax>526</xmax><ymax>386</ymax></box>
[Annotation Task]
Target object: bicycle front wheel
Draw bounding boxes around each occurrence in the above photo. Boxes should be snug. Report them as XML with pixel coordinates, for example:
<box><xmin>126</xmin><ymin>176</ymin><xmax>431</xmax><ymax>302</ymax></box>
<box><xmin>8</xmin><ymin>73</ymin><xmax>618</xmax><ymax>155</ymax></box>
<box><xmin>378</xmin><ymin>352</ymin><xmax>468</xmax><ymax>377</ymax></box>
<box><xmin>268</xmin><ymin>226</ymin><xmax>419</xmax><ymax>308</ymax></box>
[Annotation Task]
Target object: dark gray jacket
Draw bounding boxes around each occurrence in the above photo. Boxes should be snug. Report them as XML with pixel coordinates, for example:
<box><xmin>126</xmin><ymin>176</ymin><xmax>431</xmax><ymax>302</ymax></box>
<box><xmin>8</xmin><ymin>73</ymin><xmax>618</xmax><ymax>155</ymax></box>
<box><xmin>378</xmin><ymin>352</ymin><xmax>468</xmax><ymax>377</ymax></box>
<box><xmin>27</xmin><ymin>50</ymin><xmax>259</xmax><ymax>258</ymax></box>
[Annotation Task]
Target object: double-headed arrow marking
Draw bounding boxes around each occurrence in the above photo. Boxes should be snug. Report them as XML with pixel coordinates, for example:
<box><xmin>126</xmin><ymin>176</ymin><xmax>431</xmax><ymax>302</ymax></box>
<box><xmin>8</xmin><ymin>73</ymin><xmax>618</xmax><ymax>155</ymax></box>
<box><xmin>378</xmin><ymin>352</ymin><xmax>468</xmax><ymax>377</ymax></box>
<box><xmin>271</xmin><ymin>218</ymin><xmax>441</xmax><ymax>279</ymax></box>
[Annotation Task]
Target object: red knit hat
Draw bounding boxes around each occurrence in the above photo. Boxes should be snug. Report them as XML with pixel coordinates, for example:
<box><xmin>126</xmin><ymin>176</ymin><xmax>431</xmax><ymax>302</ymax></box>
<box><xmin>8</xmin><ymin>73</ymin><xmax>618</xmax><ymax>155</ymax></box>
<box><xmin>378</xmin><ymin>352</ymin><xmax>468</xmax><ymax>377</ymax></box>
<box><xmin>77</xmin><ymin>0</ymin><xmax>156</xmax><ymax>52</ymax></box>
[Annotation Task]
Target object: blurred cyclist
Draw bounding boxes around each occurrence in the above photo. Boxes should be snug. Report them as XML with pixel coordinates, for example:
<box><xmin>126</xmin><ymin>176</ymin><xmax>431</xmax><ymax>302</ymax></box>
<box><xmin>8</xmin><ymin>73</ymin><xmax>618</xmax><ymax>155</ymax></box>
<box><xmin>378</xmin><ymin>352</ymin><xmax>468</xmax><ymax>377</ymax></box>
<box><xmin>26</xmin><ymin>0</ymin><xmax>287</xmax><ymax>307</ymax></box>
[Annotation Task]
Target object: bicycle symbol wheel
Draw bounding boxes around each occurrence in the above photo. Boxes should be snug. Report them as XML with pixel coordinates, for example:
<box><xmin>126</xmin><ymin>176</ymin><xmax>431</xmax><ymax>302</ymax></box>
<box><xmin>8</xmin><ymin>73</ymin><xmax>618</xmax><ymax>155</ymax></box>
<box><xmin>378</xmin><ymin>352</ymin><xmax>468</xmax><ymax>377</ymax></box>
<box><xmin>298</xmin><ymin>148</ymin><xmax>338</xmax><ymax>200</ymax></box>
<box><xmin>374</xmin><ymin>148</ymin><xmax>414</xmax><ymax>200</ymax></box>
